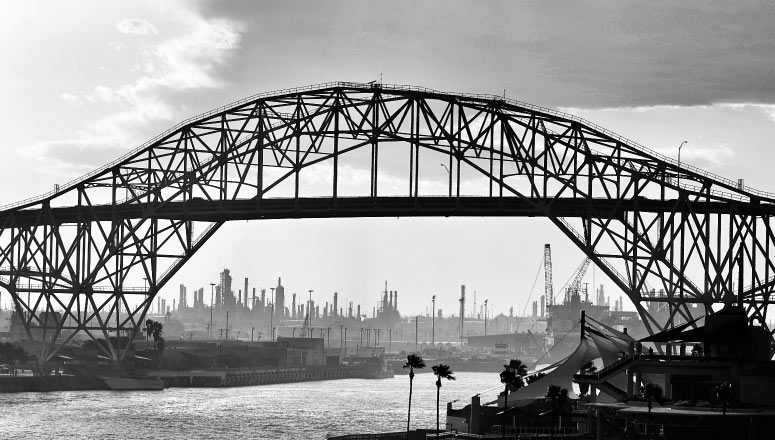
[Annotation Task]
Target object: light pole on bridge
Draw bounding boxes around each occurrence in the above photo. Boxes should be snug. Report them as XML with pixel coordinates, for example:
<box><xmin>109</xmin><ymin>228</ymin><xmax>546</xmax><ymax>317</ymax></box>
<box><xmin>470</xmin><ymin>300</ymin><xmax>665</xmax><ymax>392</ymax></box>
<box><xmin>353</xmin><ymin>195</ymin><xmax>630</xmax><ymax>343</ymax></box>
<box><xmin>677</xmin><ymin>141</ymin><xmax>688</xmax><ymax>188</ymax></box>
<box><xmin>440</xmin><ymin>163</ymin><xmax>451</xmax><ymax>197</ymax></box>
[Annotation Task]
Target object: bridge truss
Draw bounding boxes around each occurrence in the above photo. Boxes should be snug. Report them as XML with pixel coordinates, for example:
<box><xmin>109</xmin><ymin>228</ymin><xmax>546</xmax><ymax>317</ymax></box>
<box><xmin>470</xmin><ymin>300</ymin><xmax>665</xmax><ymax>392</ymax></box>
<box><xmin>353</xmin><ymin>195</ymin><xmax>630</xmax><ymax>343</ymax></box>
<box><xmin>2</xmin><ymin>82</ymin><xmax>775</xmax><ymax>369</ymax></box>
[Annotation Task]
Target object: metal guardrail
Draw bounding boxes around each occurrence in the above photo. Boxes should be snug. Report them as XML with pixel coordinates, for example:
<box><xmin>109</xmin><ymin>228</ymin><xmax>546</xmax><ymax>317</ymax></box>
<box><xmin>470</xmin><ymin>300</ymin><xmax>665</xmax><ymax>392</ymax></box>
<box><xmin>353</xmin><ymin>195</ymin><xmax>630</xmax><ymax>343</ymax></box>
<box><xmin>327</xmin><ymin>432</ymin><xmax>406</xmax><ymax>440</ymax></box>
<box><xmin>425</xmin><ymin>433</ymin><xmax>490</xmax><ymax>439</ymax></box>
<box><xmin>491</xmin><ymin>425</ymin><xmax>577</xmax><ymax>436</ymax></box>
<box><xmin>4</xmin><ymin>82</ymin><xmax>774</xmax><ymax>213</ymax></box>
<box><xmin>576</xmin><ymin>353</ymin><xmax>737</xmax><ymax>382</ymax></box>
<box><xmin>575</xmin><ymin>354</ymin><xmax>633</xmax><ymax>381</ymax></box>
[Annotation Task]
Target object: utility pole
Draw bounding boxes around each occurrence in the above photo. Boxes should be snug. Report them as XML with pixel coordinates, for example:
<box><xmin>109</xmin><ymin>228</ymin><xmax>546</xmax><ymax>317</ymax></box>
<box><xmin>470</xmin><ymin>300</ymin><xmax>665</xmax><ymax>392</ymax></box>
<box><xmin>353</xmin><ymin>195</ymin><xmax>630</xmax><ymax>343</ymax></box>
<box><xmin>459</xmin><ymin>285</ymin><xmax>466</xmax><ymax>346</ymax></box>
<box><xmin>484</xmin><ymin>299</ymin><xmax>488</xmax><ymax>336</ymax></box>
<box><xmin>431</xmin><ymin>295</ymin><xmax>436</xmax><ymax>346</ymax></box>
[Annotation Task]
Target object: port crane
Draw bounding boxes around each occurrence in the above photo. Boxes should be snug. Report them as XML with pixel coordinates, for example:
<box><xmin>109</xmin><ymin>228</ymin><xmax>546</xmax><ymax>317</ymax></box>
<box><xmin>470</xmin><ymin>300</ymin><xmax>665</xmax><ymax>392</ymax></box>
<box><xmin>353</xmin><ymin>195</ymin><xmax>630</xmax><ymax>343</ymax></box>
<box><xmin>564</xmin><ymin>258</ymin><xmax>591</xmax><ymax>303</ymax></box>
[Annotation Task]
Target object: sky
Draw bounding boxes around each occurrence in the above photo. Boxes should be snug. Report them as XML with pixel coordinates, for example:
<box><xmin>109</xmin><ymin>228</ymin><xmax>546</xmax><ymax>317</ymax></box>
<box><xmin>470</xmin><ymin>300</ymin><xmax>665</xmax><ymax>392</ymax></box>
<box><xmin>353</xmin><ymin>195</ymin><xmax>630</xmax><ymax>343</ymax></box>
<box><xmin>2</xmin><ymin>0</ymin><xmax>775</xmax><ymax>317</ymax></box>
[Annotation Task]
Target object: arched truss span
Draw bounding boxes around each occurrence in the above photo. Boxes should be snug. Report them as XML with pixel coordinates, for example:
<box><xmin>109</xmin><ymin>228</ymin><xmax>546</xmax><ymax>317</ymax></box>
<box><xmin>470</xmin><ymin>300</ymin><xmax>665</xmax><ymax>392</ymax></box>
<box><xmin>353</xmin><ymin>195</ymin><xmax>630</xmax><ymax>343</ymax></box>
<box><xmin>2</xmin><ymin>82</ymin><xmax>774</xmax><ymax>368</ymax></box>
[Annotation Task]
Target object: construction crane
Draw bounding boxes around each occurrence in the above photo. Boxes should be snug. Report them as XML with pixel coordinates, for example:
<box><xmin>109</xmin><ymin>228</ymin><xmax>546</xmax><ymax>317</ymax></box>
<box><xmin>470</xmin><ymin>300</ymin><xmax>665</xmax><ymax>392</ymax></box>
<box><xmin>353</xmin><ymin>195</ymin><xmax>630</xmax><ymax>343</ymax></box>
<box><xmin>565</xmin><ymin>257</ymin><xmax>591</xmax><ymax>303</ymax></box>
<box><xmin>544</xmin><ymin>244</ymin><xmax>554</xmax><ymax>306</ymax></box>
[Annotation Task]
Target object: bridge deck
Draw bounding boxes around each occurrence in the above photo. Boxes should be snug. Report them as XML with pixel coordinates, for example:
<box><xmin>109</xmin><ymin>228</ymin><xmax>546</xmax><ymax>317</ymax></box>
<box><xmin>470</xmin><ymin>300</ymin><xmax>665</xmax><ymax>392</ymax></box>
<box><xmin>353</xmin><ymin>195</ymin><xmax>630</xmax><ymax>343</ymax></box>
<box><xmin>1</xmin><ymin>196</ymin><xmax>762</xmax><ymax>227</ymax></box>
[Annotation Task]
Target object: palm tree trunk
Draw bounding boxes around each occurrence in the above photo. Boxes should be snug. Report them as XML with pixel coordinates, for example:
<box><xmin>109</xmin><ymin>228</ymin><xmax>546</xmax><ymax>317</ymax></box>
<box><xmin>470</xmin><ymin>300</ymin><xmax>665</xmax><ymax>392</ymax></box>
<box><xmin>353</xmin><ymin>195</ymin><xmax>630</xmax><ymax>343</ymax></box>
<box><xmin>407</xmin><ymin>374</ymin><xmax>413</xmax><ymax>440</ymax></box>
<box><xmin>503</xmin><ymin>385</ymin><xmax>508</xmax><ymax>439</ymax></box>
<box><xmin>436</xmin><ymin>382</ymin><xmax>440</xmax><ymax>437</ymax></box>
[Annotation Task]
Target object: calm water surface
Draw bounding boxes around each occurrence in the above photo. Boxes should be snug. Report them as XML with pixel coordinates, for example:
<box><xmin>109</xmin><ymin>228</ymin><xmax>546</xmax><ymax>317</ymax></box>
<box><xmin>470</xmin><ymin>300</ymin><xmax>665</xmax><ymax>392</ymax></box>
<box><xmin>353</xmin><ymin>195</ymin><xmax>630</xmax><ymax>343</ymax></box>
<box><xmin>0</xmin><ymin>372</ymin><xmax>502</xmax><ymax>439</ymax></box>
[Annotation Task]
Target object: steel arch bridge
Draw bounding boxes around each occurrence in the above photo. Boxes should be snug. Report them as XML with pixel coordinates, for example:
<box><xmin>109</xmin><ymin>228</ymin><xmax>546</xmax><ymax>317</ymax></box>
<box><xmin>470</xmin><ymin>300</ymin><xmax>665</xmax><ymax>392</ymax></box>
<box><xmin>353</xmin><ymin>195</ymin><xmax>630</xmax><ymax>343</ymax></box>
<box><xmin>2</xmin><ymin>81</ymin><xmax>775</xmax><ymax>370</ymax></box>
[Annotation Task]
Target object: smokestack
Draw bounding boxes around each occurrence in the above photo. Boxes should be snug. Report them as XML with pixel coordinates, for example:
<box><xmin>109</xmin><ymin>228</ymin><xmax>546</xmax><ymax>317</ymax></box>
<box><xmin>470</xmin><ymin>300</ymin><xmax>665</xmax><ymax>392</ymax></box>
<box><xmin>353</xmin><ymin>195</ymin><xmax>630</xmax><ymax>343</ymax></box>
<box><xmin>597</xmin><ymin>284</ymin><xmax>605</xmax><ymax>307</ymax></box>
<box><xmin>540</xmin><ymin>295</ymin><xmax>545</xmax><ymax>317</ymax></box>
<box><xmin>357</xmin><ymin>304</ymin><xmax>361</xmax><ymax>321</ymax></box>
<box><xmin>394</xmin><ymin>291</ymin><xmax>398</xmax><ymax>311</ymax></box>
<box><xmin>389</xmin><ymin>291</ymin><xmax>394</xmax><ymax>310</ymax></box>
<box><xmin>261</xmin><ymin>289</ymin><xmax>266</xmax><ymax>307</ymax></box>
<box><xmin>244</xmin><ymin>278</ymin><xmax>249</xmax><ymax>307</ymax></box>
<box><xmin>292</xmin><ymin>293</ymin><xmax>297</xmax><ymax>319</ymax></box>
<box><xmin>333</xmin><ymin>292</ymin><xmax>338</xmax><ymax>317</ymax></box>
<box><xmin>252</xmin><ymin>287</ymin><xmax>256</xmax><ymax>309</ymax></box>
<box><xmin>532</xmin><ymin>301</ymin><xmax>538</xmax><ymax>317</ymax></box>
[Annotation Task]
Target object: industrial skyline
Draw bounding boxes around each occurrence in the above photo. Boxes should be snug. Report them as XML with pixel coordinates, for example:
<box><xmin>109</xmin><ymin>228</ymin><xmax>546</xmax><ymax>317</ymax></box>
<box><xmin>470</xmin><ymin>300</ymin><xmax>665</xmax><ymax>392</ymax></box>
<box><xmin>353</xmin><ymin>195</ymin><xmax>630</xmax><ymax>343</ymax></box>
<box><xmin>3</xmin><ymin>1</ymin><xmax>775</xmax><ymax>322</ymax></box>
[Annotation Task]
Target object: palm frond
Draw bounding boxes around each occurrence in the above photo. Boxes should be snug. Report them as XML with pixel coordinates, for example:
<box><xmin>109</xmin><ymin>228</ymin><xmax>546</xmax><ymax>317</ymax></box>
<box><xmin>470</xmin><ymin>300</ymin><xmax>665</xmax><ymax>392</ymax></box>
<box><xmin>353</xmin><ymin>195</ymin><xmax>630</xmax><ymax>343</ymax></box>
<box><xmin>403</xmin><ymin>353</ymin><xmax>426</xmax><ymax>370</ymax></box>
<box><xmin>432</xmin><ymin>363</ymin><xmax>456</xmax><ymax>380</ymax></box>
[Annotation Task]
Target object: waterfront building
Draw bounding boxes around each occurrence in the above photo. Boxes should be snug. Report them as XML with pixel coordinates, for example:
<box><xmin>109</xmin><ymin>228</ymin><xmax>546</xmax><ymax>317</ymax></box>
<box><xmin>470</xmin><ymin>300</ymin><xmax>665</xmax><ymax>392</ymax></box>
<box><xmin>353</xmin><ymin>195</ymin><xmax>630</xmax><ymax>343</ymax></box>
<box><xmin>447</xmin><ymin>307</ymin><xmax>775</xmax><ymax>439</ymax></box>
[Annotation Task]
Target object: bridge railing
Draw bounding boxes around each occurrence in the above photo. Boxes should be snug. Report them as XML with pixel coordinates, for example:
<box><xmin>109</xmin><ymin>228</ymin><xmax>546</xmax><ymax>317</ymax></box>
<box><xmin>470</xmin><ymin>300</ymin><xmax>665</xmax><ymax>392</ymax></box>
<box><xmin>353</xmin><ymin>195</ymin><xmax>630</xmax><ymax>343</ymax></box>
<box><xmin>5</xmin><ymin>81</ymin><xmax>774</xmax><ymax>212</ymax></box>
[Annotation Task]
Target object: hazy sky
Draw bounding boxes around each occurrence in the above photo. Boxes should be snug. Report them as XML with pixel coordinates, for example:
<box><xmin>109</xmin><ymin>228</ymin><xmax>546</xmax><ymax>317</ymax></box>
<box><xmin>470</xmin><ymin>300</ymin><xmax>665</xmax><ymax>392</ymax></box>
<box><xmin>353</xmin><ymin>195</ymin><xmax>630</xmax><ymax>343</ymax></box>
<box><xmin>2</xmin><ymin>1</ymin><xmax>775</xmax><ymax>317</ymax></box>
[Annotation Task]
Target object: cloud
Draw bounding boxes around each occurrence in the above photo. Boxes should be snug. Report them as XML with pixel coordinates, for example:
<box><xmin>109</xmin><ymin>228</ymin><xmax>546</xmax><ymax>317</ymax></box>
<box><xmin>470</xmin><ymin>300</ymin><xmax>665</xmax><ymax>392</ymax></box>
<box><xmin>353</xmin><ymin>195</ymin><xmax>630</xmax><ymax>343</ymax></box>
<box><xmin>60</xmin><ymin>92</ymin><xmax>81</xmax><ymax>106</ymax></box>
<box><xmin>30</xmin><ymin>8</ymin><xmax>241</xmax><ymax>177</ymax></box>
<box><xmin>21</xmin><ymin>136</ymin><xmax>129</xmax><ymax>178</ymax></box>
<box><xmin>189</xmin><ymin>0</ymin><xmax>775</xmax><ymax>109</ymax></box>
<box><xmin>117</xmin><ymin>19</ymin><xmax>159</xmax><ymax>36</ymax></box>
<box><xmin>718</xmin><ymin>103</ymin><xmax>775</xmax><ymax>125</ymax></box>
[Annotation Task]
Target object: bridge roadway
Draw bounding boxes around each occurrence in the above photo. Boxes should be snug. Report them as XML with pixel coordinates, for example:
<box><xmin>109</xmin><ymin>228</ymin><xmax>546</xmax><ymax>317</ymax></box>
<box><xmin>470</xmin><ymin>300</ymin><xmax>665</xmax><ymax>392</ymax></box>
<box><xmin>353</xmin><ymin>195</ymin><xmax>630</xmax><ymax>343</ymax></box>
<box><xmin>0</xmin><ymin>196</ymin><xmax>770</xmax><ymax>227</ymax></box>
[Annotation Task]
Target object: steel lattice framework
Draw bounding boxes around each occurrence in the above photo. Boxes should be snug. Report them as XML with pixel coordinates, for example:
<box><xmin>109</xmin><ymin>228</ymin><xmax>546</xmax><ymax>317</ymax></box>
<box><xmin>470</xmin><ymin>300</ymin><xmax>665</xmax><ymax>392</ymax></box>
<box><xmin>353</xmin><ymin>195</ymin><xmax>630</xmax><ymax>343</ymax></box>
<box><xmin>2</xmin><ymin>82</ymin><xmax>775</xmax><ymax>369</ymax></box>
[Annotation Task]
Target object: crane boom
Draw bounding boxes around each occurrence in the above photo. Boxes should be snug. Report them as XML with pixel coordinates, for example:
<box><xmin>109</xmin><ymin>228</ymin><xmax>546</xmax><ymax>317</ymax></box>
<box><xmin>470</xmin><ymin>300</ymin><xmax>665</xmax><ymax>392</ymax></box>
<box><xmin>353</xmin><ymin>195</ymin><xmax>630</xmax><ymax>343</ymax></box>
<box><xmin>566</xmin><ymin>257</ymin><xmax>591</xmax><ymax>302</ymax></box>
<box><xmin>544</xmin><ymin>244</ymin><xmax>553</xmax><ymax>306</ymax></box>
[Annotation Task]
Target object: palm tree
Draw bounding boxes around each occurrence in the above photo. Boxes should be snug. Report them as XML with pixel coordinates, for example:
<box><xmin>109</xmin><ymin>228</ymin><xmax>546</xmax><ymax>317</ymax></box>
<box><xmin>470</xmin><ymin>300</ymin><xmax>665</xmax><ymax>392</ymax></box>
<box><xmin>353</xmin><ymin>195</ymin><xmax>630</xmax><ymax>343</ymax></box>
<box><xmin>499</xmin><ymin>359</ymin><xmax>527</xmax><ymax>438</ymax></box>
<box><xmin>432</xmin><ymin>364</ymin><xmax>456</xmax><ymax>437</ymax></box>
<box><xmin>145</xmin><ymin>319</ymin><xmax>165</xmax><ymax>367</ymax></box>
<box><xmin>715</xmin><ymin>381</ymin><xmax>733</xmax><ymax>415</ymax></box>
<box><xmin>403</xmin><ymin>353</ymin><xmax>425</xmax><ymax>439</ymax></box>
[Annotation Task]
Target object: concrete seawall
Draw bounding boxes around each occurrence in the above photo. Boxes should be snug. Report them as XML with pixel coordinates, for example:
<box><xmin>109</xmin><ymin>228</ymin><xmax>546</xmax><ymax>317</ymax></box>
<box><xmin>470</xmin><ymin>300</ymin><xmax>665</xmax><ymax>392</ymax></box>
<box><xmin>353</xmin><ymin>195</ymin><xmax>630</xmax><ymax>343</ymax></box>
<box><xmin>0</xmin><ymin>375</ymin><xmax>107</xmax><ymax>393</ymax></box>
<box><xmin>149</xmin><ymin>365</ymin><xmax>391</xmax><ymax>388</ymax></box>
